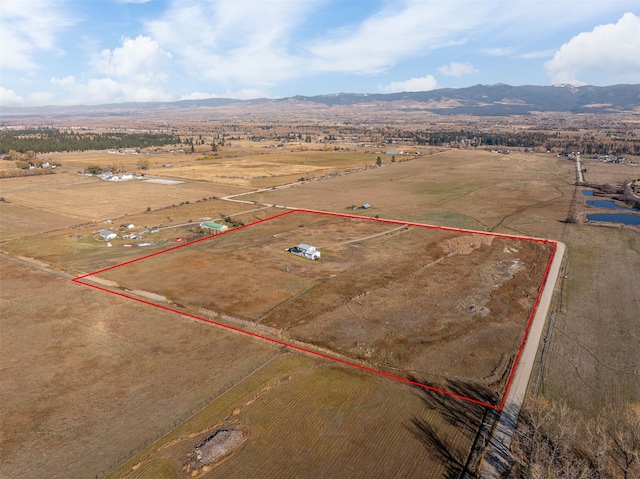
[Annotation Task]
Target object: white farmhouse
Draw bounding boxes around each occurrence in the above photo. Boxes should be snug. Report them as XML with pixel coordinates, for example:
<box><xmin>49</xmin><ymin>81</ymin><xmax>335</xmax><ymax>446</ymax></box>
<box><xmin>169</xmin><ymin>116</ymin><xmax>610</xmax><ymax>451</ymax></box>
<box><xmin>99</xmin><ymin>229</ymin><xmax>117</xmax><ymax>240</ymax></box>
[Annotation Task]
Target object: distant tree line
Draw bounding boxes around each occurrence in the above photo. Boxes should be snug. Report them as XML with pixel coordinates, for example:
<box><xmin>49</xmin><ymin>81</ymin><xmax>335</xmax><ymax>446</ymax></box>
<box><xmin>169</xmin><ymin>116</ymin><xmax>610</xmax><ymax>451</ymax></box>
<box><xmin>403</xmin><ymin>129</ymin><xmax>640</xmax><ymax>155</ymax></box>
<box><xmin>0</xmin><ymin>128</ymin><xmax>181</xmax><ymax>154</ymax></box>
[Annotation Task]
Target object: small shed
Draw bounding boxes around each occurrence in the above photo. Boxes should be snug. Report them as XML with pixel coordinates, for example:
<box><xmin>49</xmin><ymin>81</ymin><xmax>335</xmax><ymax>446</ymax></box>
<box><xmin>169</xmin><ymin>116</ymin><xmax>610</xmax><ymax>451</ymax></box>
<box><xmin>99</xmin><ymin>229</ymin><xmax>117</xmax><ymax>240</ymax></box>
<box><xmin>201</xmin><ymin>221</ymin><xmax>229</xmax><ymax>234</ymax></box>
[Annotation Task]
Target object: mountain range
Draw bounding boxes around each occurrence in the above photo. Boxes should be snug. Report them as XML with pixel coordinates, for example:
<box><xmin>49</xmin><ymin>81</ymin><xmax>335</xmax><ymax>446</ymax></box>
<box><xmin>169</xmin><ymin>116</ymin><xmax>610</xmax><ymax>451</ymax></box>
<box><xmin>2</xmin><ymin>84</ymin><xmax>639</xmax><ymax>119</ymax></box>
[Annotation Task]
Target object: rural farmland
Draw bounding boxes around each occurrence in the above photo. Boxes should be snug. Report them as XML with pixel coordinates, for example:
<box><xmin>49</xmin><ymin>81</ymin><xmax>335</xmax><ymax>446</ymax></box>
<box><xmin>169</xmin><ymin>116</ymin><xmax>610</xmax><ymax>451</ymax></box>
<box><xmin>1</xmin><ymin>104</ymin><xmax>638</xmax><ymax>479</ymax></box>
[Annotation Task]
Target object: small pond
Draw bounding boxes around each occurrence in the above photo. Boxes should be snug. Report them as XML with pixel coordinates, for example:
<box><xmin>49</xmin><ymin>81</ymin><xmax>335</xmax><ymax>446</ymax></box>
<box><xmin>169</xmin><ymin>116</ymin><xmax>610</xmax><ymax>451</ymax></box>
<box><xmin>581</xmin><ymin>190</ymin><xmax>594</xmax><ymax>197</ymax></box>
<box><xmin>586</xmin><ymin>213</ymin><xmax>640</xmax><ymax>226</ymax></box>
<box><xmin>586</xmin><ymin>200</ymin><xmax>638</xmax><ymax>211</ymax></box>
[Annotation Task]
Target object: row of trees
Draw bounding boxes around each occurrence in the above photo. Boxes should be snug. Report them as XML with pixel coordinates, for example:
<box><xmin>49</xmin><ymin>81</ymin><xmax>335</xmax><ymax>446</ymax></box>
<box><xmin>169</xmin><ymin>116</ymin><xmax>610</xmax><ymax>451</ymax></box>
<box><xmin>0</xmin><ymin>128</ymin><xmax>181</xmax><ymax>154</ymax></box>
<box><xmin>508</xmin><ymin>396</ymin><xmax>639</xmax><ymax>479</ymax></box>
<box><xmin>400</xmin><ymin>129</ymin><xmax>640</xmax><ymax>155</ymax></box>
<box><xmin>83</xmin><ymin>158</ymin><xmax>149</xmax><ymax>175</ymax></box>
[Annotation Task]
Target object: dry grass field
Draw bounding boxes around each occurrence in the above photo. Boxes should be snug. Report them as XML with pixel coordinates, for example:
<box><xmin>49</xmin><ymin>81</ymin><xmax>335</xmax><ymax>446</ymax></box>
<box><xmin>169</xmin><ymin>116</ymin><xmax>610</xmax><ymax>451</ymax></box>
<box><xmin>0</xmin><ymin>173</ymin><xmax>246</xmax><ymax>224</ymax></box>
<box><xmin>89</xmin><ymin>211</ymin><xmax>554</xmax><ymax>405</ymax></box>
<box><xmin>537</xmin><ymin>225</ymin><xmax>640</xmax><ymax>411</ymax></box>
<box><xmin>158</xmin><ymin>149</ymin><xmax>383</xmax><ymax>187</ymax></box>
<box><xmin>0</xmin><ymin>259</ymin><xmax>278</xmax><ymax>479</ymax></box>
<box><xmin>537</xmin><ymin>160</ymin><xmax>639</xmax><ymax>410</ymax></box>
<box><xmin>580</xmin><ymin>156</ymin><xmax>640</xmax><ymax>185</ymax></box>
<box><xmin>108</xmin><ymin>353</ymin><xmax>486</xmax><ymax>479</ymax></box>
<box><xmin>240</xmin><ymin>149</ymin><xmax>576</xmax><ymax>239</ymax></box>
<box><xmin>2</xmin><ymin>134</ymin><xmax>637</xmax><ymax>479</ymax></box>
<box><xmin>0</xmin><ymin>199</ymin><xmax>279</xmax><ymax>274</ymax></box>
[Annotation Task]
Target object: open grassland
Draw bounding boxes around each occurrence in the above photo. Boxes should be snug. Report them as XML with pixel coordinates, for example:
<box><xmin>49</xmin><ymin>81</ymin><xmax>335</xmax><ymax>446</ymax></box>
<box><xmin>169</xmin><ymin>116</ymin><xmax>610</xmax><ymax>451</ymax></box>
<box><xmin>109</xmin><ymin>354</ymin><xmax>486</xmax><ymax>479</ymax></box>
<box><xmin>0</xmin><ymin>200</ymin><xmax>279</xmax><ymax>274</ymax></box>
<box><xmin>7</xmin><ymin>144</ymin><xmax>413</xmax><ymax>189</ymax></box>
<box><xmin>93</xmin><ymin>211</ymin><xmax>554</xmax><ymax>404</ymax></box>
<box><xmin>0</xmin><ymin>259</ymin><xmax>278</xmax><ymax>479</ymax></box>
<box><xmin>0</xmin><ymin>201</ymin><xmax>82</xmax><ymax>240</ymax></box>
<box><xmin>580</xmin><ymin>156</ymin><xmax>640</xmax><ymax>185</ymax></box>
<box><xmin>164</xmin><ymin>149</ymin><xmax>382</xmax><ymax>187</ymax></box>
<box><xmin>3</xmin><ymin>134</ymin><xmax>638</xmax><ymax>478</ymax></box>
<box><xmin>538</xmin><ymin>225</ymin><xmax>640</xmax><ymax>411</ymax></box>
<box><xmin>0</xmin><ymin>172</ymin><xmax>246</xmax><ymax>223</ymax></box>
<box><xmin>240</xmin><ymin>149</ymin><xmax>576</xmax><ymax>239</ymax></box>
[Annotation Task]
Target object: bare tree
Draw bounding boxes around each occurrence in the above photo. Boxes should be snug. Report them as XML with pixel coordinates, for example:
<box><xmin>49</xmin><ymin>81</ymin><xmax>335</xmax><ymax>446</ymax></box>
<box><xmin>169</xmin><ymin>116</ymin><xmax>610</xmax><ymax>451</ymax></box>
<box><xmin>510</xmin><ymin>397</ymin><xmax>640</xmax><ymax>479</ymax></box>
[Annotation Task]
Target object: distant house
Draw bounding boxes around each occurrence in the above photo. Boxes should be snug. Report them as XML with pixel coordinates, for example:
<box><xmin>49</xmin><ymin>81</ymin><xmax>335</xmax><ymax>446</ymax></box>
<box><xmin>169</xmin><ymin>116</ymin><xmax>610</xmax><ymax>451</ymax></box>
<box><xmin>200</xmin><ymin>221</ymin><xmax>229</xmax><ymax>234</ymax></box>
<box><xmin>99</xmin><ymin>229</ymin><xmax>117</xmax><ymax>240</ymax></box>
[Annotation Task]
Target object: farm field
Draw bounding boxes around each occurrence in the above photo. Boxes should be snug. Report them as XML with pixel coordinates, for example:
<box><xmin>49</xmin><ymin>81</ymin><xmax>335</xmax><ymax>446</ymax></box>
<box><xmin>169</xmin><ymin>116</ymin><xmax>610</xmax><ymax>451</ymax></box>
<box><xmin>0</xmin><ymin>173</ymin><xmax>246</xmax><ymax>223</ymax></box>
<box><xmin>109</xmin><ymin>353</ymin><xmax>486</xmax><ymax>479</ymax></box>
<box><xmin>535</xmin><ymin>158</ymin><xmax>640</xmax><ymax>410</ymax></box>
<box><xmin>158</xmin><ymin>149</ymin><xmax>386</xmax><ymax>187</ymax></box>
<box><xmin>0</xmin><ymin>199</ymin><xmax>279</xmax><ymax>274</ymax></box>
<box><xmin>88</xmin><ymin>210</ymin><xmax>555</xmax><ymax>405</ymax></box>
<box><xmin>580</xmin><ymin>156</ymin><xmax>640</xmax><ymax>185</ymax></box>
<box><xmin>240</xmin><ymin>149</ymin><xmax>576</xmax><ymax>239</ymax></box>
<box><xmin>537</xmin><ymin>225</ymin><xmax>640</xmax><ymax>411</ymax></box>
<box><xmin>0</xmin><ymin>258</ymin><xmax>279</xmax><ymax>479</ymax></box>
<box><xmin>0</xmin><ymin>200</ymin><xmax>82</xmax><ymax>240</ymax></box>
<box><xmin>2</xmin><ymin>129</ymin><xmax>638</xmax><ymax>479</ymax></box>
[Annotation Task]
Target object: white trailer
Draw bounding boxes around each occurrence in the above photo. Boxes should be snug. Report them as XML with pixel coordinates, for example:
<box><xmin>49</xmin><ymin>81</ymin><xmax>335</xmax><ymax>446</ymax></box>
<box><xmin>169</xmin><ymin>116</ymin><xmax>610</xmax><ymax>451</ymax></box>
<box><xmin>287</xmin><ymin>243</ymin><xmax>321</xmax><ymax>260</ymax></box>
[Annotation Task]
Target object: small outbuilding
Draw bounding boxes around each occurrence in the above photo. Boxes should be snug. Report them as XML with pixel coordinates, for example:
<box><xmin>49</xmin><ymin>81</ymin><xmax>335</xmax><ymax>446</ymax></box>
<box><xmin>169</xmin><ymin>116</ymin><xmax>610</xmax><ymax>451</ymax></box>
<box><xmin>99</xmin><ymin>229</ymin><xmax>117</xmax><ymax>240</ymax></box>
<box><xmin>287</xmin><ymin>243</ymin><xmax>321</xmax><ymax>260</ymax></box>
<box><xmin>200</xmin><ymin>221</ymin><xmax>229</xmax><ymax>234</ymax></box>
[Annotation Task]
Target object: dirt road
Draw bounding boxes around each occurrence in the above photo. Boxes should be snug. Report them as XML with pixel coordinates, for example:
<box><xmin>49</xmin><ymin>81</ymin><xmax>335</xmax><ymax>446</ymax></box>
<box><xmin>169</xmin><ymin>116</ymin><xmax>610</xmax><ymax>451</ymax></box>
<box><xmin>480</xmin><ymin>241</ymin><xmax>565</xmax><ymax>477</ymax></box>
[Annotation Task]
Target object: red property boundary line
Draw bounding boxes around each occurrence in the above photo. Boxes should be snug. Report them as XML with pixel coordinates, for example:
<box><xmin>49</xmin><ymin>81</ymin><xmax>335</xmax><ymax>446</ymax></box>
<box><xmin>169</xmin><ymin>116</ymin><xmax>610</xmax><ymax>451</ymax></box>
<box><xmin>72</xmin><ymin>209</ymin><xmax>558</xmax><ymax>411</ymax></box>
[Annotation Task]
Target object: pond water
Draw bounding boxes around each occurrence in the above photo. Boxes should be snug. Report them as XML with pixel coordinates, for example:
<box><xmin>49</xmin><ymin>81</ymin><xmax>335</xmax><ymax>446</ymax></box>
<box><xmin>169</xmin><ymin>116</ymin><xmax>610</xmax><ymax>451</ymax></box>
<box><xmin>587</xmin><ymin>213</ymin><xmax>640</xmax><ymax>226</ymax></box>
<box><xmin>581</xmin><ymin>190</ymin><xmax>594</xmax><ymax>197</ymax></box>
<box><xmin>586</xmin><ymin>199</ymin><xmax>638</xmax><ymax>211</ymax></box>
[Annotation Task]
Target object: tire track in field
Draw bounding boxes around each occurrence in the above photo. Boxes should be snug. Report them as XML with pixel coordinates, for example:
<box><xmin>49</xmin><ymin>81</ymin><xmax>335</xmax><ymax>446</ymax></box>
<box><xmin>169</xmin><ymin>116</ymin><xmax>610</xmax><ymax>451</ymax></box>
<box><xmin>490</xmin><ymin>183</ymin><xmax>566</xmax><ymax>233</ymax></box>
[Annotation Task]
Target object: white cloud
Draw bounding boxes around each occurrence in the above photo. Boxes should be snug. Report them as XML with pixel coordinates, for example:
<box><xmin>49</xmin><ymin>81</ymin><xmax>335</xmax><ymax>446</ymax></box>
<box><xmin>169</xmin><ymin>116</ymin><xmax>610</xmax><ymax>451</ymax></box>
<box><xmin>438</xmin><ymin>62</ymin><xmax>477</xmax><ymax>77</ymax></box>
<box><xmin>545</xmin><ymin>13</ymin><xmax>640</xmax><ymax>85</ymax></box>
<box><xmin>116</xmin><ymin>0</ymin><xmax>152</xmax><ymax>3</ymax></box>
<box><xmin>378</xmin><ymin>75</ymin><xmax>438</xmax><ymax>93</ymax></box>
<box><xmin>50</xmin><ymin>75</ymin><xmax>172</xmax><ymax>105</ymax></box>
<box><xmin>147</xmin><ymin>0</ymin><xmax>314</xmax><ymax>86</ymax></box>
<box><xmin>481</xmin><ymin>47</ymin><xmax>514</xmax><ymax>57</ymax></box>
<box><xmin>0</xmin><ymin>87</ymin><xmax>24</xmax><ymax>107</ymax></box>
<box><xmin>46</xmin><ymin>36</ymin><xmax>174</xmax><ymax>105</ymax></box>
<box><xmin>516</xmin><ymin>49</ymin><xmax>556</xmax><ymax>60</ymax></box>
<box><xmin>28</xmin><ymin>92</ymin><xmax>55</xmax><ymax>105</ymax></box>
<box><xmin>307</xmin><ymin>2</ymin><xmax>481</xmax><ymax>74</ymax></box>
<box><xmin>96</xmin><ymin>36</ymin><xmax>172</xmax><ymax>83</ymax></box>
<box><xmin>0</xmin><ymin>0</ymin><xmax>77</xmax><ymax>71</ymax></box>
<box><xmin>147</xmin><ymin>0</ymin><xmax>485</xmax><ymax>85</ymax></box>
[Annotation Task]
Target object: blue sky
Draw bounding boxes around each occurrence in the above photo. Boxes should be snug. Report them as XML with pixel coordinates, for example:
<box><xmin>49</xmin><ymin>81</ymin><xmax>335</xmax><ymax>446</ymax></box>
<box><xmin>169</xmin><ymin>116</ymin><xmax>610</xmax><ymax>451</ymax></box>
<box><xmin>1</xmin><ymin>0</ymin><xmax>639</xmax><ymax>107</ymax></box>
